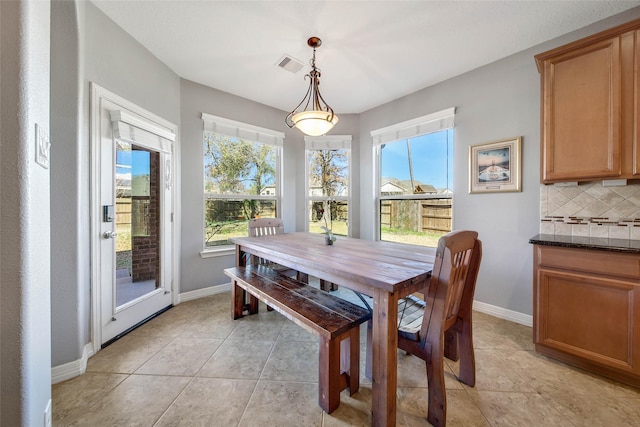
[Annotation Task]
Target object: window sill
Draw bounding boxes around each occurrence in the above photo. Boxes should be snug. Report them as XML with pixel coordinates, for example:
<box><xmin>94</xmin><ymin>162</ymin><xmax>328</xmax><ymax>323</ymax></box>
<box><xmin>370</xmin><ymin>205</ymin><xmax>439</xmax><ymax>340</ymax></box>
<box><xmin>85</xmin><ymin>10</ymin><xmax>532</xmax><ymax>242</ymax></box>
<box><xmin>200</xmin><ymin>247</ymin><xmax>235</xmax><ymax>258</ymax></box>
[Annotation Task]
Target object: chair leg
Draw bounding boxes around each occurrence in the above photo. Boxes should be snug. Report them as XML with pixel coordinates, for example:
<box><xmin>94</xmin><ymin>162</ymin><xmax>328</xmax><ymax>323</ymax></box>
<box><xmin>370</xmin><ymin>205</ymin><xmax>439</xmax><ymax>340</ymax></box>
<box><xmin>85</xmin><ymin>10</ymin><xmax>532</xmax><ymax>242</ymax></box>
<box><xmin>444</xmin><ymin>328</ymin><xmax>459</xmax><ymax>361</ymax></box>
<box><xmin>457</xmin><ymin>317</ymin><xmax>476</xmax><ymax>386</ymax></box>
<box><xmin>426</xmin><ymin>353</ymin><xmax>447</xmax><ymax>427</ymax></box>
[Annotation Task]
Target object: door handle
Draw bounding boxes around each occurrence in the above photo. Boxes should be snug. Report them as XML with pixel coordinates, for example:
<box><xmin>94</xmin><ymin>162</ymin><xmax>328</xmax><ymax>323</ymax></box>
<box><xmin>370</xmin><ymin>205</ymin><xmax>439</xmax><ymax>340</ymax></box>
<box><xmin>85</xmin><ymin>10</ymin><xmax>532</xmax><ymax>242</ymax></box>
<box><xmin>103</xmin><ymin>231</ymin><xmax>118</xmax><ymax>239</ymax></box>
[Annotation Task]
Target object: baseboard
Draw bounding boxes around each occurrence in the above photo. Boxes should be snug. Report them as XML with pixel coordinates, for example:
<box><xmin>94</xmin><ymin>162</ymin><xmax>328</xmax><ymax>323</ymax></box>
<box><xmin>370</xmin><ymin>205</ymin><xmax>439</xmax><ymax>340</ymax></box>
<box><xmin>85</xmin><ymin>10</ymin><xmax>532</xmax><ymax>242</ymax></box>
<box><xmin>50</xmin><ymin>291</ymin><xmax>528</xmax><ymax>384</ymax></box>
<box><xmin>51</xmin><ymin>343</ymin><xmax>94</xmax><ymax>384</ymax></box>
<box><xmin>181</xmin><ymin>285</ymin><xmax>532</xmax><ymax>327</ymax></box>
<box><xmin>473</xmin><ymin>300</ymin><xmax>532</xmax><ymax>327</ymax></box>
<box><xmin>178</xmin><ymin>282</ymin><xmax>232</xmax><ymax>303</ymax></box>
<box><xmin>51</xmin><ymin>285</ymin><xmax>233</xmax><ymax>384</ymax></box>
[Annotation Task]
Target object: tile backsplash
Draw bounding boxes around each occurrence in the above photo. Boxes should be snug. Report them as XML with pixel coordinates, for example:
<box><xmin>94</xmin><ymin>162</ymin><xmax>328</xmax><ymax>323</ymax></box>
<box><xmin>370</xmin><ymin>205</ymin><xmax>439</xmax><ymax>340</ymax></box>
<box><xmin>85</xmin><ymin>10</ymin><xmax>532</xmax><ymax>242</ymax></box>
<box><xmin>540</xmin><ymin>182</ymin><xmax>640</xmax><ymax>240</ymax></box>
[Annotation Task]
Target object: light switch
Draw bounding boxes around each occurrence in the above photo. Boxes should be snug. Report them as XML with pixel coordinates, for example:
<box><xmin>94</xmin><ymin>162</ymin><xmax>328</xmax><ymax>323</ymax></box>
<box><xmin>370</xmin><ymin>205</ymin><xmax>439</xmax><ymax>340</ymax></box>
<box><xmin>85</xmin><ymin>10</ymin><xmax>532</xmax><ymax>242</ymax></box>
<box><xmin>35</xmin><ymin>123</ymin><xmax>50</xmax><ymax>169</ymax></box>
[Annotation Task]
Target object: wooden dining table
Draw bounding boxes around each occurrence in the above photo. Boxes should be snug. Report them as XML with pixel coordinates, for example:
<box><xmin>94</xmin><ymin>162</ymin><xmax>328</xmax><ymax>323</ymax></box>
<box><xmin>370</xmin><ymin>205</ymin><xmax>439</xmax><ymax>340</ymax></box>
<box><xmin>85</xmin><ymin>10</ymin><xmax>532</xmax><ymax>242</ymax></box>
<box><xmin>231</xmin><ymin>232</ymin><xmax>436</xmax><ymax>426</ymax></box>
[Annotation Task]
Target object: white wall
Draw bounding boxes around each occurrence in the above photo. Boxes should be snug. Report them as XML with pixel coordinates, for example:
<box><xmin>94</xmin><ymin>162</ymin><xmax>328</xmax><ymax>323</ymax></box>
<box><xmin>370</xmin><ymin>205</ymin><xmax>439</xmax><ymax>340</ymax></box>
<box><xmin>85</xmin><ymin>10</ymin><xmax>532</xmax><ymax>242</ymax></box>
<box><xmin>0</xmin><ymin>0</ymin><xmax>52</xmax><ymax>424</ymax></box>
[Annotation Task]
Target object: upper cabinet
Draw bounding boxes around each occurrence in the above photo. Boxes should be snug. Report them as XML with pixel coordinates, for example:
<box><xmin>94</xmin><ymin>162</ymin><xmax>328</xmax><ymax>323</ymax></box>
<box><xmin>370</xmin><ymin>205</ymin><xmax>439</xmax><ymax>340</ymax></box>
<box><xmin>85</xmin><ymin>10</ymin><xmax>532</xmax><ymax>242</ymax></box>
<box><xmin>535</xmin><ymin>19</ymin><xmax>640</xmax><ymax>184</ymax></box>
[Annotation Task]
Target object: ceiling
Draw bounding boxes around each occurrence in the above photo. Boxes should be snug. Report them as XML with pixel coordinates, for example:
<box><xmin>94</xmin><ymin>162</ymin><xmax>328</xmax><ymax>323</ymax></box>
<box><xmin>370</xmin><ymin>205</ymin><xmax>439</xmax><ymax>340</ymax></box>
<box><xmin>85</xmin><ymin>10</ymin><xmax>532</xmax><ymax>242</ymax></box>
<box><xmin>91</xmin><ymin>1</ymin><xmax>640</xmax><ymax>114</ymax></box>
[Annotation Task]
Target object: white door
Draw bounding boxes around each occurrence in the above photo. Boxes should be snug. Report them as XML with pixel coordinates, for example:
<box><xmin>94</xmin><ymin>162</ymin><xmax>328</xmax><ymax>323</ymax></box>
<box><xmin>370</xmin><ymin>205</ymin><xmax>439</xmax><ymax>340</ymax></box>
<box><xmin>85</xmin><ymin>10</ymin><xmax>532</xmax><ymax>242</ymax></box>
<box><xmin>91</xmin><ymin>84</ymin><xmax>176</xmax><ymax>346</ymax></box>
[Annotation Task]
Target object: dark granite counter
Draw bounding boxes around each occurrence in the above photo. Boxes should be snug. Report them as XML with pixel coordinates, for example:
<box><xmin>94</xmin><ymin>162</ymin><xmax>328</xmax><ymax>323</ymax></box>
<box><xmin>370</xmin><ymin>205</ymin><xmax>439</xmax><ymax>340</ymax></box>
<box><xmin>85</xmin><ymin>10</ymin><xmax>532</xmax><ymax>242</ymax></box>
<box><xmin>529</xmin><ymin>234</ymin><xmax>640</xmax><ymax>254</ymax></box>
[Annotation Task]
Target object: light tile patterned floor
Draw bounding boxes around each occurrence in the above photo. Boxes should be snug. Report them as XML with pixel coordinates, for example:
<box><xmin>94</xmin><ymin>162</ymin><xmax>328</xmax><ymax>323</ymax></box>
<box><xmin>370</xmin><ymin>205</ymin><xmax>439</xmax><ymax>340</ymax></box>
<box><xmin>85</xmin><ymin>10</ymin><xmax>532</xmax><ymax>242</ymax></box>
<box><xmin>53</xmin><ymin>292</ymin><xmax>640</xmax><ymax>426</ymax></box>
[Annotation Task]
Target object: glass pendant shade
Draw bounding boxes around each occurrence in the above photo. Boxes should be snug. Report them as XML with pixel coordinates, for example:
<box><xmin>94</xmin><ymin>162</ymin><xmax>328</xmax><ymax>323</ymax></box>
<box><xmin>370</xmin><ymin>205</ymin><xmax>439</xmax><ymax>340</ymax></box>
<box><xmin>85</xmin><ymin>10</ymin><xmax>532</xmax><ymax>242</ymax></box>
<box><xmin>291</xmin><ymin>110</ymin><xmax>339</xmax><ymax>136</ymax></box>
<box><xmin>286</xmin><ymin>37</ymin><xmax>338</xmax><ymax>137</ymax></box>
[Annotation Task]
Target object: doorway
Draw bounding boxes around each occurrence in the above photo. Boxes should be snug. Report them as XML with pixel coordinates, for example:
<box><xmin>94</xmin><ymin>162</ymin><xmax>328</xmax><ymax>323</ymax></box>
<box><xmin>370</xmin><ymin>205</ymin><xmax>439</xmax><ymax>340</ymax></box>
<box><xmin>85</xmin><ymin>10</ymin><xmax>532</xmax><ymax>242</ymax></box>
<box><xmin>90</xmin><ymin>83</ymin><xmax>178</xmax><ymax>348</ymax></box>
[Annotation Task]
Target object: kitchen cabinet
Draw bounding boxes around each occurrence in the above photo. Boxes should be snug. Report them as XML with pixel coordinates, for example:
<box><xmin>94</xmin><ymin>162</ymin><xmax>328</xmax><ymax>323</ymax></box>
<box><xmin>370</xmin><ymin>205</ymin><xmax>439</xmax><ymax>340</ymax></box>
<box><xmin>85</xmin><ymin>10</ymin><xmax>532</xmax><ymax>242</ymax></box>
<box><xmin>535</xmin><ymin>19</ymin><xmax>640</xmax><ymax>183</ymax></box>
<box><xmin>532</xmin><ymin>241</ymin><xmax>640</xmax><ymax>387</ymax></box>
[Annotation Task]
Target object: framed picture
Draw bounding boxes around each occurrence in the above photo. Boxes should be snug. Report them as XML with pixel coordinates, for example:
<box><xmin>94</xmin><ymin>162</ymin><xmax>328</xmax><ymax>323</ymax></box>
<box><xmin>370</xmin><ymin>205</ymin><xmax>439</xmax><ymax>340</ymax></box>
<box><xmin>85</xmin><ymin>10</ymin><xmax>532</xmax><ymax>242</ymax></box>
<box><xmin>469</xmin><ymin>137</ymin><xmax>522</xmax><ymax>193</ymax></box>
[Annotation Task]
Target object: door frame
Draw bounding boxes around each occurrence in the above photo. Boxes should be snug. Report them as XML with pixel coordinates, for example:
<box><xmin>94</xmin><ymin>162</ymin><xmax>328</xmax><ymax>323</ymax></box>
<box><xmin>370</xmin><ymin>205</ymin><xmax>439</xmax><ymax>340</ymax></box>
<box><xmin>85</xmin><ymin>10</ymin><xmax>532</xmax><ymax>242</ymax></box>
<box><xmin>89</xmin><ymin>83</ymin><xmax>181</xmax><ymax>354</ymax></box>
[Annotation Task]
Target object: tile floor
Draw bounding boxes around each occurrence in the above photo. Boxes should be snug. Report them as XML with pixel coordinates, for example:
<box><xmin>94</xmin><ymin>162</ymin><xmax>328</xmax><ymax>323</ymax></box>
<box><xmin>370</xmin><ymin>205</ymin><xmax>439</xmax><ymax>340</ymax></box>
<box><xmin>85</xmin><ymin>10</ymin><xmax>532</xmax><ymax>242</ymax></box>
<box><xmin>53</xmin><ymin>291</ymin><xmax>640</xmax><ymax>426</ymax></box>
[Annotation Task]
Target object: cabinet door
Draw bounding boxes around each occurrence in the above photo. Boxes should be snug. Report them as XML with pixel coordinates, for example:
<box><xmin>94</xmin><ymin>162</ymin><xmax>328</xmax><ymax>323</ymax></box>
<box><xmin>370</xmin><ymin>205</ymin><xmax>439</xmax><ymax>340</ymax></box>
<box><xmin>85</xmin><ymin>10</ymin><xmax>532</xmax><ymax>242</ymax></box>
<box><xmin>540</xmin><ymin>37</ymin><xmax>622</xmax><ymax>182</ymax></box>
<box><xmin>535</xmin><ymin>267</ymin><xmax>640</xmax><ymax>375</ymax></box>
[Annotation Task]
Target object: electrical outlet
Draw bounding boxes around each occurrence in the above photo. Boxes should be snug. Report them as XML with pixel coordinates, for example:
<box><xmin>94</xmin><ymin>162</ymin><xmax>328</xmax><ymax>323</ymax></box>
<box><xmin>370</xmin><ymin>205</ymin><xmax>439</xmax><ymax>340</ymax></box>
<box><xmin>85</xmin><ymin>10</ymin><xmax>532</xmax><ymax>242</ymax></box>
<box><xmin>44</xmin><ymin>399</ymin><xmax>52</xmax><ymax>427</ymax></box>
<box><xmin>35</xmin><ymin>123</ymin><xmax>50</xmax><ymax>169</ymax></box>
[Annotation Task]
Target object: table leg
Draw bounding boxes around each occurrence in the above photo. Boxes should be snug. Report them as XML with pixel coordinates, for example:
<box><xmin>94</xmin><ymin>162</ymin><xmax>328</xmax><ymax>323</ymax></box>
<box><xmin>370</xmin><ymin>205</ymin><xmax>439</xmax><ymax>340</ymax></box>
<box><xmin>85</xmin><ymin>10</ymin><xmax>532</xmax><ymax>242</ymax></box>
<box><xmin>371</xmin><ymin>288</ymin><xmax>398</xmax><ymax>427</ymax></box>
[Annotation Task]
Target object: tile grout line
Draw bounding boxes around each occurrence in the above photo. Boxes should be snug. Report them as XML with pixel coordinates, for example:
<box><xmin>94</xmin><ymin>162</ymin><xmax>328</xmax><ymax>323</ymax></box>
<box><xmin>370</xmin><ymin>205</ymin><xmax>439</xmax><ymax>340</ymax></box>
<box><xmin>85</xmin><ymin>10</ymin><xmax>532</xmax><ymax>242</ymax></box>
<box><xmin>236</xmin><ymin>314</ymin><xmax>284</xmax><ymax>426</ymax></box>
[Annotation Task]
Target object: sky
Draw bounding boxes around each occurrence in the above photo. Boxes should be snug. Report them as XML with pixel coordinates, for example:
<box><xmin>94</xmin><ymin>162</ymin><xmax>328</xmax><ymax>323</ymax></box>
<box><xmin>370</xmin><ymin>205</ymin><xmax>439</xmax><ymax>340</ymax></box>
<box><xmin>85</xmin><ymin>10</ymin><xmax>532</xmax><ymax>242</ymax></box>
<box><xmin>116</xmin><ymin>146</ymin><xmax>151</xmax><ymax>177</ymax></box>
<box><xmin>380</xmin><ymin>129</ymin><xmax>453</xmax><ymax>190</ymax></box>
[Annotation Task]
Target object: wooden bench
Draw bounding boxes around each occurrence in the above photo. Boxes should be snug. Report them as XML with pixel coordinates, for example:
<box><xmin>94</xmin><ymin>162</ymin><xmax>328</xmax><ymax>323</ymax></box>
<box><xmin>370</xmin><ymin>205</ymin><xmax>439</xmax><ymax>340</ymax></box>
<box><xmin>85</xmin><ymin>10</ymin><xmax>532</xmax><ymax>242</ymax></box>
<box><xmin>224</xmin><ymin>264</ymin><xmax>371</xmax><ymax>414</ymax></box>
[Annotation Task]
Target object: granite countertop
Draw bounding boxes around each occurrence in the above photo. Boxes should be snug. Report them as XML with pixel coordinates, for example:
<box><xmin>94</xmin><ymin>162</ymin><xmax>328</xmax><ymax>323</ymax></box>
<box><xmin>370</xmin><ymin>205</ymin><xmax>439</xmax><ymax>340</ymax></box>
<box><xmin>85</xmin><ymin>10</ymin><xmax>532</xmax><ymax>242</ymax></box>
<box><xmin>529</xmin><ymin>234</ymin><xmax>640</xmax><ymax>254</ymax></box>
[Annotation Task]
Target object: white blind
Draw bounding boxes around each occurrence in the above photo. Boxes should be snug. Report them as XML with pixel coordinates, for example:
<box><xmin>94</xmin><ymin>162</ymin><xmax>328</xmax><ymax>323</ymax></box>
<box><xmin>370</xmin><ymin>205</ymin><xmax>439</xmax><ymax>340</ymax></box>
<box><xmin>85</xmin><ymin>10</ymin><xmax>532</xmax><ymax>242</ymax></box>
<box><xmin>110</xmin><ymin>110</ymin><xmax>174</xmax><ymax>153</ymax></box>
<box><xmin>304</xmin><ymin>135</ymin><xmax>351</xmax><ymax>150</ymax></box>
<box><xmin>370</xmin><ymin>107</ymin><xmax>455</xmax><ymax>146</ymax></box>
<box><xmin>202</xmin><ymin>113</ymin><xmax>285</xmax><ymax>147</ymax></box>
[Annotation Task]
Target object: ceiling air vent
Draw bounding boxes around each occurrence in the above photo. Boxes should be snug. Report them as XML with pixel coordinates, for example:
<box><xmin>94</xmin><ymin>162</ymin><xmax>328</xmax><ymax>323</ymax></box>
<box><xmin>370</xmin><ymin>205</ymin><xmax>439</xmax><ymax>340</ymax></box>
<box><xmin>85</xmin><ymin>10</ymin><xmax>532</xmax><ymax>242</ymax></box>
<box><xmin>276</xmin><ymin>55</ymin><xmax>304</xmax><ymax>74</ymax></box>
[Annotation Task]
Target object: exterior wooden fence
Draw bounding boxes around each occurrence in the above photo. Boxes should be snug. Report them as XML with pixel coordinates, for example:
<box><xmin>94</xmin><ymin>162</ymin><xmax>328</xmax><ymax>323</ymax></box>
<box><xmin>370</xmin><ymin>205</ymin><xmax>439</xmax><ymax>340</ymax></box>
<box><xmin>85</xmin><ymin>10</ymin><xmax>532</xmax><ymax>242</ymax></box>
<box><xmin>380</xmin><ymin>198</ymin><xmax>452</xmax><ymax>233</ymax></box>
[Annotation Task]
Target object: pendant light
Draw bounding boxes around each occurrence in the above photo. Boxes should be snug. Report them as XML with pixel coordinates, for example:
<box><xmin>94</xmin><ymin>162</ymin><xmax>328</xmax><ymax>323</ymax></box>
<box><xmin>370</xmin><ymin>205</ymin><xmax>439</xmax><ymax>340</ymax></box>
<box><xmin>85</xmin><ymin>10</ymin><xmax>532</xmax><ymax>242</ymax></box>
<box><xmin>285</xmin><ymin>37</ymin><xmax>338</xmax><ymax>136</ymax></box>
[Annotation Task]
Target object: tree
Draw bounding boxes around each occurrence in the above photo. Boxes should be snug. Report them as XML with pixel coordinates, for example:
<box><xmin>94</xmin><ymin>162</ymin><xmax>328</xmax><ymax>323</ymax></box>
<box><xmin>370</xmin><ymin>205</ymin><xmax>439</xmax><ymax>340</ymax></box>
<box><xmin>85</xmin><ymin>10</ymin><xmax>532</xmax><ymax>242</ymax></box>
<box><xmin>204</xmin><ymin>133</ymin><xmax>277</xmax><ymax>243</ymax></box>
<box><xmin>309</xmin><ymin>149</ymin><xmax>348</xmax><ymax>230</ymax></box>
<box><xmin>204</xmin><ymin>133</ymin><xmax>275</xmax><ymax>195</ymax></box>
<box><xmin>308</xmin><ymin>149</ymin><xmax>348</xmax><ymax>197</ymax></box>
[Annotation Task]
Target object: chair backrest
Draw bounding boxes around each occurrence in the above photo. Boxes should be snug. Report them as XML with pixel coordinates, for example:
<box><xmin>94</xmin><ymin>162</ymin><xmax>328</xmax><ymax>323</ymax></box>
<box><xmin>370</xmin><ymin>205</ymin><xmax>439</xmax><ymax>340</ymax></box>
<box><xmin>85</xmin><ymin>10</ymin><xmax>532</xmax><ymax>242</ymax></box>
<box><xmin>248</xmin><ymin>218</ymin><xmax>285</xmax><ymax>237</ymax></box>
<box><xmin>420</xmin><ymin>230</ymin><xmax>482</xmax><ymax>341</ymax></box>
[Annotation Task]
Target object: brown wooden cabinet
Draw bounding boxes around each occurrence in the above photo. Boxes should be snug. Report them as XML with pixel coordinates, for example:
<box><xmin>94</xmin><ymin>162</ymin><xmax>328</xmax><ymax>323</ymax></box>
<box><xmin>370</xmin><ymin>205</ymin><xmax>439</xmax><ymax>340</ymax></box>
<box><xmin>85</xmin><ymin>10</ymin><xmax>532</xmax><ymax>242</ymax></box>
<box><xmin>533</xmin><ymin>244</ymin><xmax>640</xmax><ymax>387</ymax></box>
<box><xmin>535</xmin><ymin>19</ymin><xmax>640</xmax><ymax>183</ymax></box>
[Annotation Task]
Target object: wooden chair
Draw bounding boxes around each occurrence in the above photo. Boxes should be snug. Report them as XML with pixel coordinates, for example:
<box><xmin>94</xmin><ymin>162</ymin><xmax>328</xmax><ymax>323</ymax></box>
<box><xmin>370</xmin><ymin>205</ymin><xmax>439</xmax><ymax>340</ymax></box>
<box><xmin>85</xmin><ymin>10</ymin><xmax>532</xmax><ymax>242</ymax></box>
<box><xmin>247</xmin><ymin>218</ymin><xmax>288</xmax><ymax>270</ymax></box>
<box><xmin>248</xmin><ymin>217</ymin><xmax>284</xmax><ymax>237</ymax></box>
<box><xmin>247</xmin><ymin>218</ymin><xmax>294</xmax><ymax>311</ymax></box>
<box><xmin>248</xmin><ymin>218</ymin><xmax>340</xmax><ymax>292</ymax></box>
<box><xmin>372</xmin><ymin>230</ymin><xmax>482</xmax><ymax>427</ymax></box>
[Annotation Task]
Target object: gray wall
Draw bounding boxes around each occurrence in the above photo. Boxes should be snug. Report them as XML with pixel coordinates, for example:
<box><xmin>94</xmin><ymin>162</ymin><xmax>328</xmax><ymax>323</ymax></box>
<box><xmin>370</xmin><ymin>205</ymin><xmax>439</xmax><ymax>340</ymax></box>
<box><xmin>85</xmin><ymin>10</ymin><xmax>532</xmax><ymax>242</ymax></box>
<box><xmin>179</xmin><ymin>79</ymin><xmax>301</xmax><ymax>292</ymax></box>
<box><xmin>50</xmin><ymin>0</ymin><xmax>180</xmax><ymax>366</ymax></box>
<box><xmin>51</xmin><ymin>0</ymin><xmax>89</xmax><ymax>368</ymax></box>
<box><xmin>179</xmin><ymin>79</ymin><xmax>361</xmax><ymax>293</ymax></box>
<box><xmin>359</xmin><ymin>54</ymin><xmax>540</xmax><ymax>316</ymax></box>
<box><xmin>1</xmin><ymin>0</ymin><xmax>52</xmax><ymax>424</ymax></box>
<box><xmin>360</xmin><ymin>7</ymin><xmax>640</xmax><ymax>316</ymax></box>
<box><xmin>46</xmin><ymin>3</ymin><xmax>640</xmax><ymax>372</ymax></box>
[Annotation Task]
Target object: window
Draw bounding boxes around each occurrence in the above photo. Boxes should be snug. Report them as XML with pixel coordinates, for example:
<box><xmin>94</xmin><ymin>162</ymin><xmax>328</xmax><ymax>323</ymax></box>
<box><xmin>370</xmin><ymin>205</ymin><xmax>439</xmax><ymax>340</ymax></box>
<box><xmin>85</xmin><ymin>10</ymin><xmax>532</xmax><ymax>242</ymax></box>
<box><xmin>305</xmin><ymin>136</ymin><xmax>351</xmax><ymax>237</ymax></box>
<box><xmin>202</xmin><ymin>114</ymin><xmax>283</xmax><ymax>248</ymax></box>
<box><xmin>372</xmin><ymin>108</ymin><xmax>455</xmax><ymax>247</ymax></box>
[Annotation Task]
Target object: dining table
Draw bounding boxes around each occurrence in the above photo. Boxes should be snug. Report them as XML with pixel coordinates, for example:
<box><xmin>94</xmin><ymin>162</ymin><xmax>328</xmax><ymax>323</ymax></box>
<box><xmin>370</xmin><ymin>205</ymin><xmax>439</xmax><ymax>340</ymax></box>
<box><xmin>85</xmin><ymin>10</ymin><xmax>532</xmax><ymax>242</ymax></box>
<box><xmin>230</xmin><ymin>232</ymin><xmax>436</xmax><ymax>427</ymax></box>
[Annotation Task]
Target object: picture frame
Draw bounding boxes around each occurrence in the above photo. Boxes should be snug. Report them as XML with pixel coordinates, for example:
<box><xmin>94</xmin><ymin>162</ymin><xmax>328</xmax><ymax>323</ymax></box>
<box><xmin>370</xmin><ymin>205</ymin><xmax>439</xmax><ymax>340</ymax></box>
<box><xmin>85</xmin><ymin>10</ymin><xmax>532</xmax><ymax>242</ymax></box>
<box><xmin>469</xmin><ymin>136</ymin><xmax>522</xmax><ymax>194</ymax></box>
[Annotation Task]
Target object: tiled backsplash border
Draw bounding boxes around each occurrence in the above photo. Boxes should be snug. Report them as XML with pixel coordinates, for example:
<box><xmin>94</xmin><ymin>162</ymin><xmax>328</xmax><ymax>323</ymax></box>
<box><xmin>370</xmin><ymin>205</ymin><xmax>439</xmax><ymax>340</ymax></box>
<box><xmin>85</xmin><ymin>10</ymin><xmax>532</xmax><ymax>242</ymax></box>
<box><xmin>540</xmin><ymin>182</ymin><xmax>640</xmax><ymax>239</ymax></box>
<box><xmin>540</xmin><ymin>215</ymin><xmax>640</xmax><ymax>239</ymax></box>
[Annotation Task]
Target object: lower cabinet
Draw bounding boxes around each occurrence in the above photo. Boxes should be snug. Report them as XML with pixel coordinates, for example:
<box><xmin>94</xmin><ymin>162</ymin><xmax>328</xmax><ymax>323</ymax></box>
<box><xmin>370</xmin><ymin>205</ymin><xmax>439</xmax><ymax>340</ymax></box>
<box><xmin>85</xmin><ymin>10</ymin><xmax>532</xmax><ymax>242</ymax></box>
<box><xmin>533</xmin><ymin>245</ymin><xmax>640</xmax><ymax>387</ymax></box>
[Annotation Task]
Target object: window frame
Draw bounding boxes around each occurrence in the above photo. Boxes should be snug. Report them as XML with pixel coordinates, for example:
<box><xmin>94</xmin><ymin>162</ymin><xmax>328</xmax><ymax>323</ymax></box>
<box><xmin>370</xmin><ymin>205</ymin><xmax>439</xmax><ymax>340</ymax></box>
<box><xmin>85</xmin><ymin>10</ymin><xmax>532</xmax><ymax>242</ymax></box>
<box><xmin>371</xmin><ymin>108</ymin><xmax>455</xmax><ymax>243</ymax></box>
<box><xmin>304</xmin><ymin>135</ymin><xmax>352</xmax><ymax>237</ymax></box>
<box><xmin>201</xmin><ymin>113</ymin><xmax>284</xmax><ymax>256</ymax></box>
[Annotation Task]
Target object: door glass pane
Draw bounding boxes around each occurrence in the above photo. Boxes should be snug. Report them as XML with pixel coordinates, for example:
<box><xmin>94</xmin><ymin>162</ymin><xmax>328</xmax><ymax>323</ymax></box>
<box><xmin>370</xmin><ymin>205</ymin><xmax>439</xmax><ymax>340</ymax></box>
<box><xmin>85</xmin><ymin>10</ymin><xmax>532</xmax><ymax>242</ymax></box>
<box><xmin>115</xmin><ymin>141</ymin><xmax>160</xmax><ymax>307</ymax></box>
